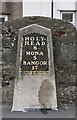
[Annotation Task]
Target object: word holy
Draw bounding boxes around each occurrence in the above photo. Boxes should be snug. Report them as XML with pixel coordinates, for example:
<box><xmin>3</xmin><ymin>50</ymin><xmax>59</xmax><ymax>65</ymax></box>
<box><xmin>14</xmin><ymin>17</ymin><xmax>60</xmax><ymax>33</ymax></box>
<box><xmin>24</xmin><ymin>36</ymin><xmax>46</xmax><ymax>46</ymax></box>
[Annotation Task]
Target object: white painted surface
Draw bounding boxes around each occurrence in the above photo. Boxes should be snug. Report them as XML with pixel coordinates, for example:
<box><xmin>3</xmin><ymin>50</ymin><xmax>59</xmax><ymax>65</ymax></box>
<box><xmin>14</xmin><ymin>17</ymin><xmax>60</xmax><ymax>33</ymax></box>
<box><xmin>75</xmin><ymin>1</ymin><xmax>77</xmax><ymax>29</ymax></box>
<box><xmin>53</xmin><ymin>1</ymin><xmax>76</xmax><ymax>18</ymax></box>
<box><xmin>60</xmin><ymin>12</ymin><xmax>75</xmax><ymax>25</ymax></box>
<box><xmin>23</xmin><ymin>0</ymin><xmax>77</xmax><ymax>17</ymax></box>
<box><xmin>12</xmin><ymin>74</ymin><xmax>57</xmax><ymax>111</ymax></box>
<box><xmin>12</xmin><ymin>24</ymin><xmax>57</xmax><ymax>111</ymax></box>
<box><xmin>76</xmin><ymin>1</ymin><xmax>77</xmax><ymax>10</ymax></box>
<box><xmin>53</xmin><ymin>0</ymin><xmax>77</xmax><ymax>28</ymax></box>
<box><xmin>23</xmin><ymin>1</ymin><xmax>51</xmax><ymax>17</ymax></box>
<box><xmin>23</xmin><ymin>0</ymin><xmax>77</xmax><ymax>28</ymax></box>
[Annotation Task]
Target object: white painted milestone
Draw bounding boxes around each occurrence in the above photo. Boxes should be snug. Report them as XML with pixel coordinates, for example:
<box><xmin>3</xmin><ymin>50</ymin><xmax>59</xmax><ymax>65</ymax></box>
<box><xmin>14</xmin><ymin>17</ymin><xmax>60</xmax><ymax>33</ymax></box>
<box><xmin>12</xmin><ymin>24</ymin><xmax>58</xmax><ymax>112</ymax></box>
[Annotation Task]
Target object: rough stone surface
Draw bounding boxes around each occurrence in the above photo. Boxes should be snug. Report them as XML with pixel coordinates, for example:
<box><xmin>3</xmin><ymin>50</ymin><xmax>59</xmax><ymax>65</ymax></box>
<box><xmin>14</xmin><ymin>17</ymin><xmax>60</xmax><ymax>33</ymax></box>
<box><xmin>1</xmin><ymin>16</ymin><xmax>76</xmax><ymax>108</ymax></box>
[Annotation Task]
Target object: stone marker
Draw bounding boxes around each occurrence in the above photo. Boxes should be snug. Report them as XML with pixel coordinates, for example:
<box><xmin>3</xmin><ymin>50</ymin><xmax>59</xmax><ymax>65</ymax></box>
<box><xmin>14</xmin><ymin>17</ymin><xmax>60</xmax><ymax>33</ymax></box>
<box><xmin>12</xmin><ymin>24</ymin><xmax>57</xmax><ymax>112</ymax></box>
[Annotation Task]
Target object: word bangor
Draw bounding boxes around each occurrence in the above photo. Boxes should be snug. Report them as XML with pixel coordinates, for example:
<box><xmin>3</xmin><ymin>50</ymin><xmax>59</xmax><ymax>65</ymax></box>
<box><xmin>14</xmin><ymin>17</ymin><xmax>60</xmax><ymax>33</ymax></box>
<box><xmin>23</xmin><ymin>61</ymin><xmax>47</xmax><ymax>66</ymax></box>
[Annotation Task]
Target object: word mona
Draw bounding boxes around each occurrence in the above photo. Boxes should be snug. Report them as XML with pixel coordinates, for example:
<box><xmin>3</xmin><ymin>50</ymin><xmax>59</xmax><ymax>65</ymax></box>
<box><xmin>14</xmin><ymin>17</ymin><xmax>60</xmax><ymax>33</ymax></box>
<box><xmin>24</xmin><ymin>36</ymin><xmax>46</xmax><ymax>46</ymax></box>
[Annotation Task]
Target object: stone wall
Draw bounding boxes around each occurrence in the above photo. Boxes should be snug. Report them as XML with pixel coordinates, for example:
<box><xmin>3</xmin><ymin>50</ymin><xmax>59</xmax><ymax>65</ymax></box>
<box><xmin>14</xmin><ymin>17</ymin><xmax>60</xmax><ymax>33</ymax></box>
<box><xmin>1</xmin><ymin>17</ymin><xmax>76</xmax><ymax>108</ymax></box>
<box><xmin>0</xmin><ymin>1</ymin><xmax>23</xmax><ymax>20</ymax></box>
